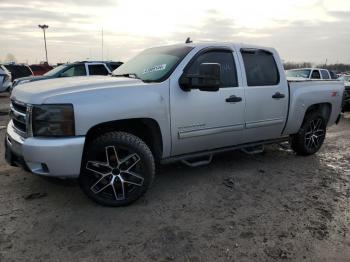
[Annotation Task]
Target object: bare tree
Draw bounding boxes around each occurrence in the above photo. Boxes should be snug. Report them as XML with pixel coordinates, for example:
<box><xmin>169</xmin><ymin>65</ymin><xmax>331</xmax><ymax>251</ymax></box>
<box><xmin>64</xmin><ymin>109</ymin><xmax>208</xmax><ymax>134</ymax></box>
<box><xmin>284</xmin><ymin>61</ymin><xmax>350</xmax><ymax>73</ymax></box>
<box><xmin>283</xmin><ymin>62</ymin><xmax>313</xmax><ymax>70</ymax></box>
<box><xmin>4</xmin><ymin>53</ymin><xmax>17</xmax><ymax>63</ymax></box>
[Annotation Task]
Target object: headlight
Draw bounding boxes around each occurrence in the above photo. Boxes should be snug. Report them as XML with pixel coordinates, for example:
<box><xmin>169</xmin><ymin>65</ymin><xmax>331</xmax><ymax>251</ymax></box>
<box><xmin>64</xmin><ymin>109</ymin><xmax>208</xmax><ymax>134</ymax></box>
<box><xmin>32</xmin><ymin>104</ymin><xmax>75</xmax><ymax>137</ymax></box>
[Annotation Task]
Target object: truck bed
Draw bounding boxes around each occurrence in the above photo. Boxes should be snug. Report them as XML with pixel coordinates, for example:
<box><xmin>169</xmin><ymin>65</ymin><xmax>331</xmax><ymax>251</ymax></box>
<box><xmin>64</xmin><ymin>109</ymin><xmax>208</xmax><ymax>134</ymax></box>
<box><xmin>283</xmin><ymin>79</ymin><xmax>344</xmax><ymax>135</ymax></box>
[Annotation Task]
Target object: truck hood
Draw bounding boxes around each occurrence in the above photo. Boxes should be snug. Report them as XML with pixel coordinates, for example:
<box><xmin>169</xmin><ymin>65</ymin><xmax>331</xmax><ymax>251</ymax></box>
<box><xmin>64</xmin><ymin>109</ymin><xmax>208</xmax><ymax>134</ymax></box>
<box><xmin>11</xmin><ymin>76</ymin><xmax>145</xmax><ymax>104</ymax></box>
<box><xmin>16</xmin><ymin>75</ymin><xmax>51</xmax><ymax>82</ymax></box>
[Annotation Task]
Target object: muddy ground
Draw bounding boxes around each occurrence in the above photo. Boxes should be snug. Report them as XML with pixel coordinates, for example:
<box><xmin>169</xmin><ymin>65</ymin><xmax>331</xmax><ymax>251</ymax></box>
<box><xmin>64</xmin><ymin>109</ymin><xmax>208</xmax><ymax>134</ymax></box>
<box><xmin>0</xmin><ymin>93</ymin><xmax>350</xmax><ymax>261</ymax></box>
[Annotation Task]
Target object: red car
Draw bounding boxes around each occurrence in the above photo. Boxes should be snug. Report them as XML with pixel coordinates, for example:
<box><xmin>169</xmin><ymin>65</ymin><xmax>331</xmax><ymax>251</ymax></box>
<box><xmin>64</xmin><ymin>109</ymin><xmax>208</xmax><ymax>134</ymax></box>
<box><xmin>29</xmin><ymin>63</ymin><xmax>53</xmax><ymax>76</ymax></box>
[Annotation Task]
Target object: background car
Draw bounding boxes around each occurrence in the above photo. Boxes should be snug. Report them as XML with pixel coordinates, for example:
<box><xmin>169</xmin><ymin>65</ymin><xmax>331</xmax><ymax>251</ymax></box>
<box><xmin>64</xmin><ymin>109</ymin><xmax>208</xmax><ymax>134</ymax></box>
<box><xmin>2</xmin><ymin>63</ymin><xmax>33</xmax><ymax>81</ymax></box>
<box><xmin>0</xmin><ymin>65</ymin><xmax>12</xmax><ymax>92</ymax></box>
<box><xmin>29</xmin><ymin>63</ymin><xmax>53</xmax><ymax>76</ymax></box>
<box><xmin>12</xmin><ymin>61</ymin><xmax>123</xmax><ymax>90</ymax></box>
<box><xmin>286</xmin><ymin>68</ymin><xmax>333</xmax><ymax>80</ymax></box>
<box><xmin>339</xmin><ymin>75</ymin><xmax>350</xmax><ymax>111</ymax></box>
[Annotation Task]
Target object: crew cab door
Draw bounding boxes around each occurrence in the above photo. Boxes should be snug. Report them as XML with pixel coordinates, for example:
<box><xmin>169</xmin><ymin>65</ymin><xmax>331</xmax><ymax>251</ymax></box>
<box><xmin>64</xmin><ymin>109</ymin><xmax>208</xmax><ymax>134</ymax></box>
<box><xmin>170</xmin><ymin>48</ymin><xmax>245</xmax><ymax>156</ymax></box>
<box><xmin>239</xmin><ymin>48</ymin><xmax>289</xmax><ymax>142</ymax></box>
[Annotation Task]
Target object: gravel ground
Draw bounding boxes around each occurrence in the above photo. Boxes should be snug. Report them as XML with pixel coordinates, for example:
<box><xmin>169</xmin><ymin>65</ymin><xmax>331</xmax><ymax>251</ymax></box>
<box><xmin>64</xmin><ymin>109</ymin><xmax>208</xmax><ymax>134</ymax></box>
<box><xmin>0</xmin><ymin>93</ymin><xmax>350</xmax><ymax>261</ymax></box>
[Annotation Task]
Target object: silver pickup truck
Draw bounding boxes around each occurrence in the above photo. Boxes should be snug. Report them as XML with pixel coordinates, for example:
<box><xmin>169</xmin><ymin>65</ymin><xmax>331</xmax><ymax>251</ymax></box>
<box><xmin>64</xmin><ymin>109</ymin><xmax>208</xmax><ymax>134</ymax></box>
<box><xmin>5</xmin><ymin>42</ymin><xmax>344</xmax><ymax>206</ymax></box>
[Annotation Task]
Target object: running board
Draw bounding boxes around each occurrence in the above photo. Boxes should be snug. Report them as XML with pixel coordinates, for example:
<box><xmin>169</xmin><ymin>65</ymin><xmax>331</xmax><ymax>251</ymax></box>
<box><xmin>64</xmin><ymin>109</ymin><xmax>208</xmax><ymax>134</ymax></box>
<box><xmin>181</xmin><ymin>154</ymin><xmax>213</xmax><ymax>167</ymax></box>
<box><xmin>161</xmin><ymin>137</ymin><xmax>289</xmax><ymax>164</ymax></box>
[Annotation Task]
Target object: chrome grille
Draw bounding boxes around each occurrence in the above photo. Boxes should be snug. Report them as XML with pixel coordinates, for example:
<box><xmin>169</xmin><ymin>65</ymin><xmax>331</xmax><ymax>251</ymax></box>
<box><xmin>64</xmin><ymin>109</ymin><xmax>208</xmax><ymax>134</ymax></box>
<box><xmin>10</xmin><ymin>100</ymin><xmax>28</xmax><ymax>137</ymax></box>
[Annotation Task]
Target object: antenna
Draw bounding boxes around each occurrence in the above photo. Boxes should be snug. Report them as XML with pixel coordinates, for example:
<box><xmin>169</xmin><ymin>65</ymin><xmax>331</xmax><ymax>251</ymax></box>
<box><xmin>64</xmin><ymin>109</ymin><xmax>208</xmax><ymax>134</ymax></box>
<box><xmin>185</xmin><ymin>37</ymin><xmax>192</xmax><ymax>44</ymax></box>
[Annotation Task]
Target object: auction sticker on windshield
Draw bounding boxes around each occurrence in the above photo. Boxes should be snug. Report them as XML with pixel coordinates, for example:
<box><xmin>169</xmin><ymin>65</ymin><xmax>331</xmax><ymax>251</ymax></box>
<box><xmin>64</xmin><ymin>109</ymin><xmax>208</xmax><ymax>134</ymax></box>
<box><xmin>143</xmin><ymin>64</ymin><xmax>167</xmax><ymax>74</ymax></box>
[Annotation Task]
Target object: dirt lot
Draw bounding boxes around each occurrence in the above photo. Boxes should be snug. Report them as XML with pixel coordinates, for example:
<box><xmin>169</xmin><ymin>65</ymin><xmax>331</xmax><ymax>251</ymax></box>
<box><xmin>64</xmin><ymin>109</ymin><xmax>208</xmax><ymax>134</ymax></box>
<box><xmin>0</xmin><ymin>93</ymin><xmax>350</xmax><ymax>262</ymax></box>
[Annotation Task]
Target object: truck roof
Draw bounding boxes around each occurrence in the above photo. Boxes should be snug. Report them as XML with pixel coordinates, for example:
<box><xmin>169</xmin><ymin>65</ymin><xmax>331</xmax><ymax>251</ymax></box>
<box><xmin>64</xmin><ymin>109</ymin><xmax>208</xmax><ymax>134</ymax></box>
<box><xmin>150</xmin><ymin>42</ymin><xmax>277</xmax><ymax>54</ymax></box>
<box><xmin>288</xmin><ymin>68</ymin><xmax>329</xmax><ymax>71</ymax></box>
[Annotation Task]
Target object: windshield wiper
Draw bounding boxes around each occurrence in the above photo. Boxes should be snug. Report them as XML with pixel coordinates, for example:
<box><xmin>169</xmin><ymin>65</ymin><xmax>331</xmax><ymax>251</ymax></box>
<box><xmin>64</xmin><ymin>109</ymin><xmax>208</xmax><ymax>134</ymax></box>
<box><xmin>113</xmin><ymin>73</ymin><xmax>140</xmax><ymax>79</ymax></box>
<box><xmin>112</xmin><ymin>73</ymin><xmax>157</xmax><ymax>83</ymax></box>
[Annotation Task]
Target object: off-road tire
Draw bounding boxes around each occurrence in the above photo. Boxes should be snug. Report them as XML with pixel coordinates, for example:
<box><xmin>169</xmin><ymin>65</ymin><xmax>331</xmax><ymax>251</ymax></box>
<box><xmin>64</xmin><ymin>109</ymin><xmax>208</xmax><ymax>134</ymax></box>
<box><xmin>79</xmin><ymin>132</ymin><xmax>155</xmax><ymax>207</ymax></box>
<box><xmin>289</xmin><ymin>111</ymin><xmax>327</xmax><ymax>156</ymax></box>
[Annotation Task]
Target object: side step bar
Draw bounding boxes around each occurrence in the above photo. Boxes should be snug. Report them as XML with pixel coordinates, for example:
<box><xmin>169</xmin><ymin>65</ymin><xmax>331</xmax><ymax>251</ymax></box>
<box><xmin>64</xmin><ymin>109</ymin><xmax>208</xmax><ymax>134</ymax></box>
<box><xmin>181</xmin><ymin>154</ymin><xmax>213</xmax><ymax>167</ymax></box>
<box><xmin>161</xmin><ymin>137</ymin><xmax>288</xmax><ymax>165</ymax></box>
<box><xmin>241</xmin><ymin>145</ymin><xmax>265</xmax><ymax>155</ymax></box>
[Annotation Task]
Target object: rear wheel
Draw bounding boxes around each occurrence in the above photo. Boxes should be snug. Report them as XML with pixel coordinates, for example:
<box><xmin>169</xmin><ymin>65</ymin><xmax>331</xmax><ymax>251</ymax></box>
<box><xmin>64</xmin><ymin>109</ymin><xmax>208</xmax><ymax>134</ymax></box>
<box><xmin>290</xmin><ymin>111</ymin><xmax>327</xmax><ymax>156</ymax></box>
<box><xmin>79</xmin><ymin>132</ymin><xmax>155</xmax><ymax>206</ymax></box>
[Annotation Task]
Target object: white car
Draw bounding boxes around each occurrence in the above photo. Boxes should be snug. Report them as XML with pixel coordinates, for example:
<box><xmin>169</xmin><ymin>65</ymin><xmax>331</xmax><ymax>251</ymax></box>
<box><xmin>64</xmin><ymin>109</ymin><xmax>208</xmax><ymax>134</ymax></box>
<box><xmin>339</xmin><ymin>75</ymin><xmax>350</xmax><ymax>111</ymax></box>
<box><xmin>286</xmin><ymin>68</ymin><xmax>333</xmax><ymax>80</ymax></box>
<box><xmin>11</xmin><ymin>61</ymin><xmax>123</xmax><ymax>91</ymax></box>
<box><xmin>0</xmin><ymin>65</ymin><xmax>12</xmax><ymax>92</ymax></box>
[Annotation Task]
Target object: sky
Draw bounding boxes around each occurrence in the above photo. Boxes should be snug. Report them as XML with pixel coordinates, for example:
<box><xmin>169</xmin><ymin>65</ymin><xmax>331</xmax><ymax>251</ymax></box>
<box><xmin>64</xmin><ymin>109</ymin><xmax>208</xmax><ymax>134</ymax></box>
<box><xmin>0</xmin><ymin>0</ymin><xmax>349</xmax><ymax>65</ymax></box>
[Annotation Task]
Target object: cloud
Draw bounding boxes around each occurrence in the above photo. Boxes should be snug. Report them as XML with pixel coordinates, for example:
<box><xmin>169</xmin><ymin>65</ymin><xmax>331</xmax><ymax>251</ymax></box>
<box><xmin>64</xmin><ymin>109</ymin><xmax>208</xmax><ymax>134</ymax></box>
<box><xmin>1</xmin><ymin>0</ymin><xmax>118</xmax><ymax>7</ymax></box>
<box><xmin>0</xmin><ymin>0</ymin><xmax>349</xmax><ymax>64</ymax></box>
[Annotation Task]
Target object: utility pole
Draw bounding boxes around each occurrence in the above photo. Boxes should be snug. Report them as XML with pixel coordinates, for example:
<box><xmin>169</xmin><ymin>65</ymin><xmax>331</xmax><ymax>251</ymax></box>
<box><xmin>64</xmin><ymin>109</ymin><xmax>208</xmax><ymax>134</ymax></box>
<box><xmin>101</xmin><ymin>28</ymin><xmax>104</xmax><ymax>61</ymax></box>
<box><xmin>38</xmin><ymin>24</ymin><xmax>49</xmax><ymax>63</ymax></box>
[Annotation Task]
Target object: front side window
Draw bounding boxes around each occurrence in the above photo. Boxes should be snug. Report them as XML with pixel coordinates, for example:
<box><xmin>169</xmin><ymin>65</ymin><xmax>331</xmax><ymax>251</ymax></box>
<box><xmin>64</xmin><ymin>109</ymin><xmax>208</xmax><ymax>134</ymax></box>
<box><xmin>321</xmin><ymin>70</ymin><xmax>330</xmax><ymax>79</ymax></box>
<box><xmin>311</xmin><ymin>70</ymin><xmax>321</xmax><ymax>79</ymax></box>
<box><xmin>113</xmin><ymin>45</ymin><xmax>194</xmax><ymax>82</ymax></box>
<box><xmin>241</xmin><ymin>49</ymin><xmax>280</xmax><ymax>86</ymax></box>
<box><xmin>186</xmin><ymin>50</ymin><xmax>238</xmax><ymax>87</ymax></box>
<box><xmin>61</xmin><ymin>64</ymin><xmax>86</xmax><ymax>77</ymax></box>
<box><xmin>88</xmin><ymin>64</ymin><xmax>109</xmax><ymax>75</ymax></box>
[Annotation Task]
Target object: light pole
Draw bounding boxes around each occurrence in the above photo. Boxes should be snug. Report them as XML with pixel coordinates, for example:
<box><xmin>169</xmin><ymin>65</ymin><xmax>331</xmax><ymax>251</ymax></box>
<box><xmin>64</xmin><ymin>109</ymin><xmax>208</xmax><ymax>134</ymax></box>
<box><xmin>38</xmin><ymin>24</ymin><xmax>49</xmax><ymax>63</ymax></box>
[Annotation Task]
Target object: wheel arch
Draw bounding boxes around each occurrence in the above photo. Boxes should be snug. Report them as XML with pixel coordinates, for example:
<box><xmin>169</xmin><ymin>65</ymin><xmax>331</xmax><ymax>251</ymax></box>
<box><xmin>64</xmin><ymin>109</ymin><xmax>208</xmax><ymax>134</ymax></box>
<box><xmin>284</xmin><ymin>102</ymin><xmax>332</xmax><ymax>135</ymax></box>
<box><xmin>83</xmin><ymin>118</ymin><xmax>163</xmax><ymax>162</ymax></box>
<box><xmin>304</xmin><ymin>103</ymin><xmax>332</xmax><ymax>124</ymax></box>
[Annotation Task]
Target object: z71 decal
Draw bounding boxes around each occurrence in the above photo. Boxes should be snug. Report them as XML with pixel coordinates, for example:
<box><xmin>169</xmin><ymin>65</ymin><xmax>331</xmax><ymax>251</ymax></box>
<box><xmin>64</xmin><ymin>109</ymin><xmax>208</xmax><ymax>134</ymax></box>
<box><xmin>143</xmin><ymin>64</ymin><xmax>167</xmax><ymax>74</ymax></box>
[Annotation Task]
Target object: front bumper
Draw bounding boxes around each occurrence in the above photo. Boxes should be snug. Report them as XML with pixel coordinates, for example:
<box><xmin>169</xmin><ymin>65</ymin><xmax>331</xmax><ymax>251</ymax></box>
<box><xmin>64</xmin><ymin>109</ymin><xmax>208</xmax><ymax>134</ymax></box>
<box><xmin>5</xmin><ymin>122</ymin><xmax>85</xmax><ymax>178</ymax></box>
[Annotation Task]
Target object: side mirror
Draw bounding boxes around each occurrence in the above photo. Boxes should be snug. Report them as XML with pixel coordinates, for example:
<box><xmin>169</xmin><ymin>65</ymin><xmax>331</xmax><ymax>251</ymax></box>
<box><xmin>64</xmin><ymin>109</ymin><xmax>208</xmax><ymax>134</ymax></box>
<box><xmin>179</xmin><ymin>63</ymin><xmax>221</xmax><ymax>92</ymax></box>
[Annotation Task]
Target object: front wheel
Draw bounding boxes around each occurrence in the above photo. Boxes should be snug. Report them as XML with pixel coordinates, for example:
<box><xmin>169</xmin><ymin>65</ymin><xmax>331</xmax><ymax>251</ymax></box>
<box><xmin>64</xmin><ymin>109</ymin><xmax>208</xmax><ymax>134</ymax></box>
<box><xmin>79</xmin><ymin>132</ymin><xmax>155</xmax><ymax>206</ymax></box>
<box><xmin>289</xmin><ymin>111</ymin><xmax>327</xmax><ymax>156</ymax></box>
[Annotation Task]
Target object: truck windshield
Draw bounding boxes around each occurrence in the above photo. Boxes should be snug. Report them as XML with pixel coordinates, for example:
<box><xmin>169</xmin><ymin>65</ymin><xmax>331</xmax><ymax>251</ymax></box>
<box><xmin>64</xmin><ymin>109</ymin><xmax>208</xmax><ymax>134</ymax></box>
<box><xmin>44</xmin><ymin>64</ymin><xmax>68</xmax><ymax>76</ymax></box>
<box><xmin>286</xmin><ymin>69</ymin><xmax>311</xmax><ymax>79</ymax></box>
<box><xmin>112</xmin><ymin>45</ymin><xmax>194</xmax><ymax>82</ymax></box>
<box><xmin>340</xmin><ymin>75</ymin><xmax>350</xmax><ymax>82</ymax></box>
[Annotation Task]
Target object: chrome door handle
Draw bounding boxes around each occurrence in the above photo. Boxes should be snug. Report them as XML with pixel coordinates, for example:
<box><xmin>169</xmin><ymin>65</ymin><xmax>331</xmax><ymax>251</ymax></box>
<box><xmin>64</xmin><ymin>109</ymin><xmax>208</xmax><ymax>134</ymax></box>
<box><xmin>272</xmin><ymin>92</ymin><xmax>285</xmax><ymax>99</ymax></box>
<box><xmin>226</xmin><ymin>95</ymin><xmax>242</xmax><ymax>103</ymax></box>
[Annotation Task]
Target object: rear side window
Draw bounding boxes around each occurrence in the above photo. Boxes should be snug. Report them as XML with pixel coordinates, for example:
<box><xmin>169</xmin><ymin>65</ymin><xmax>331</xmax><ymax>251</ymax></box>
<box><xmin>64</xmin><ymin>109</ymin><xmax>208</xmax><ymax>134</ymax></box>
<box><xmin>107</xmin><ymin>62</ymin><xmax>122</xmax><ymax>71</ymax></box>
<box><xmin>329</xmin><ymin>71</ymin><xmax>338</xmax><ymax>79</ymax></box>
<box><xmin>88</xmin><ymin>64</ymin><xmax>109</xmax><ymax>75</ymax></box>
<box><xmin>241</xmin><ymin>49</ymin><xmax>279</xmax><ymax>86</ymax></box>
<box><xmin>186</xmin><ymin>50</ymin><xmax>238</xmax><ymax>87</ymax></box>
<box><xmin>321</xmin><ymin>70</ymin><xmax>330</xmax><ymax>79</ymax></box>
<box><xmin>30</xmin><ymin>65</ymin><xmax>42</xmax><ymax>72</ymax></box>
<box><xmin>311</xmin><ymin>70</ymin><xmax>321</xmax><ymax>79</ymax></box>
